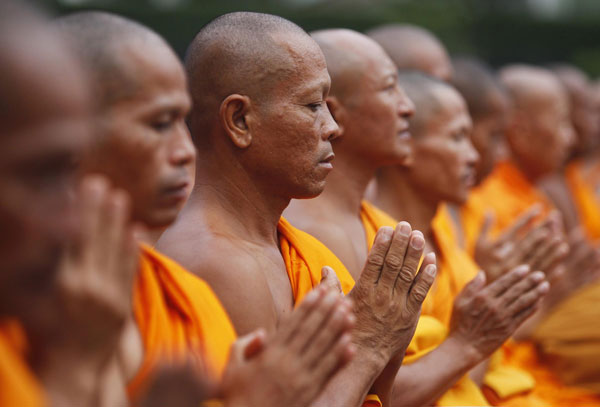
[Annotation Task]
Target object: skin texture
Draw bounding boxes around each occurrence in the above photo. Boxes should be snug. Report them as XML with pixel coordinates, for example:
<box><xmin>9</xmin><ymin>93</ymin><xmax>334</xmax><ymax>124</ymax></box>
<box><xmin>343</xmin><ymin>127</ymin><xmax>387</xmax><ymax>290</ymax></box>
<box><xmin>366</xmin><ymin>24</ymin><xmax>453</xmax><ymax>81</ymax></box>
<box><xmin>1</xmin><ymin>4</ymin><xmax>137</xmax><ymax>406</ymax></box>
<box><xmin>61</xmin><ymin>11</ymin><xmax>358</xmax><ymax>407</ymax></box>
<box><xmin>158</xmin><ymin>13</ymin><xmax>435</xmax><ymax>407</ymax></box>
<box><xmin>374</xmin><ymin>74</ymin><xmax>549</xmax><ymax>406</ymax></box>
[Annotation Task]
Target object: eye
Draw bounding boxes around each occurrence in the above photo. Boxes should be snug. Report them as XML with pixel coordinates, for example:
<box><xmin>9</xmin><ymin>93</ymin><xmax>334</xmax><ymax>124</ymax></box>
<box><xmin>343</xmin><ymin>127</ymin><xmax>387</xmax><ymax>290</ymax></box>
<box><xmin>452</xmin><ymin>132</ymin><xmax>467</xmax><ymax>142</ymax></box>
<box><xmin>307</xmin><ymin>102</ymin><xmax>323</xmax><ymax>112</ymax></box>
<box><xmin>152</xmin><ymin>118</ymin><xmax>174</xmax><ymax>132</ymax></box>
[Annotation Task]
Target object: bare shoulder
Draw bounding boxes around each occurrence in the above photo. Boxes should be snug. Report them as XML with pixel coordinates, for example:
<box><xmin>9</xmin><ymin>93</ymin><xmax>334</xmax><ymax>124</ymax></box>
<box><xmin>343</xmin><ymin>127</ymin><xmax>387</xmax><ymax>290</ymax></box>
<box><xmin>157</xmin><ymin>223</ymin><xmax>276</xmax><ymax>335</ymax></box>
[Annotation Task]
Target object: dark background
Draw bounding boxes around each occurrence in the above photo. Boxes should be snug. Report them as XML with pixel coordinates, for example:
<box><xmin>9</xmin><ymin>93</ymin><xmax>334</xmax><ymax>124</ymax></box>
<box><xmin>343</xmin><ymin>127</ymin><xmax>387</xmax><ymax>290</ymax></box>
<box><xmin>38</xmin><ymin>0</ymin><xmax>600</xmax><ymax>77</ymax></box>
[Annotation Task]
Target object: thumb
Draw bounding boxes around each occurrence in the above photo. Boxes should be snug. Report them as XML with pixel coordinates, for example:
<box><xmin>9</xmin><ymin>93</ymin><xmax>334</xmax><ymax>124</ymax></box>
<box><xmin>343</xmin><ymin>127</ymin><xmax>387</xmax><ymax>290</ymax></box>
<box><xmin>230</xmin><ymin>329</ymin><xmax>267</xmax><ymax>363</ymax></box>
<box><xmin>462</xmin><ymin>271</ymin><xmax>487</xmax><ymax>296</ymax></box>
<box><xmin>478</xmin><ymin>212</ymin><xmax>495</xmax><ymax>244</ymax></box>
<box><xmin>320</xmin><ymin>266</ymin><xmax>343</xmax><ymax>295</ymax></box>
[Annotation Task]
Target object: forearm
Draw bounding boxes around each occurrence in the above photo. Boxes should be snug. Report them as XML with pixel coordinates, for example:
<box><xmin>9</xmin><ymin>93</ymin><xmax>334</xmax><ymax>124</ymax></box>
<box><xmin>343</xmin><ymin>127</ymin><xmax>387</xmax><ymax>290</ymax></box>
<box><xmin>39</xmin><ymin>356</ymin><xmax>102</xmax><ymax>407</ymax></box>
<box><xmin>370</xmin><ymin>355</ymin><xmax>404</xmax><ymax>406</ymax></box>
<box><xmin>310</xmin><ymin>350</ymin><xmax>386</xmax><ymax>407</ymax></box>
<box><xmin>390</xmin><ymin>336</ymin><xmax>480</xmax><ymax>407</ymax></box>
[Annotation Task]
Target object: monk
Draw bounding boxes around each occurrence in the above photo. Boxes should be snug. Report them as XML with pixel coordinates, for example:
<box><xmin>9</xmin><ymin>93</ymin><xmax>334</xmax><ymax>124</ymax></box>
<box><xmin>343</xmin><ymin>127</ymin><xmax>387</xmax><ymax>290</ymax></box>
<box><xmin>382</xmin><ymin>70</ymin><xmax>600</xmax><ymax>405</ymax></box>
<box><xmin>157</xmin><ymin>12</ymin><xmax>436</xmax><ymax>407</ymax></box>
<box><xmin>366</xmin><ymin>23</ymin><xmax>453</xmax><ymax>81</ymax></box>
<box><xmin>540</xmin><ymin>64</ymin><xmax>600</xmax><ymax>237</ymax></box>
<box><xmin>0</xmin><ymin>2</ymin><xmax>138</xmax><ymax>405</ymax></box>
<box><xmin>284</xmin><ymin>29</ymin><xmax>551</xmax><ymax>407</ymax></box>
<box><xmin>57</xmin><ymin>11</ymin><xmax>357</xmax><ymax>407</ymax></box>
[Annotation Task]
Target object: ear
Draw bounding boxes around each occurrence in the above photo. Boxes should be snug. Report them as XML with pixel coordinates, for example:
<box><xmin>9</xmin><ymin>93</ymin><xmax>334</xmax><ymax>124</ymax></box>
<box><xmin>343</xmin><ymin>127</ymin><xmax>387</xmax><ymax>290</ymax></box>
<box><xmin>326</xmin><ymin>96</ymin><xmax>346</xmax><ymax>137</ymax></box>
<box><xmin>219</xmin><ymin>94</ymin><xmax>253</xmax><ymax>149</ymax></box>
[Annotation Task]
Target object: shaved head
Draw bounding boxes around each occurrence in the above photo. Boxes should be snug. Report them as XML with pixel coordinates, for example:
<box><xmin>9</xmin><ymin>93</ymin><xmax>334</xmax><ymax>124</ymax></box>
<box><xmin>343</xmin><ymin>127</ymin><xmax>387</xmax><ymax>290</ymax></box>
<box><xmin>55</xmin><ymin>11</ymin><xmax>176</xmax><ymax>108</ymax></box>
<box><xmin>185</xmin><ymin>11</ymin><xmax>317</xmax><ymax>145</ymax></box>
<box><xmin>551</xmin><ymin>64</ymin><xmax>599</xmax><ymax>152</ymax></box>
<box><xmin>311</xmin><ymin>28</ymin><xmax>414</xmax><ymax>165</ymax></box>
<box><xmin>1</xmin><ymin>0</ymin><xmax>92</xmax><ymax>316</ymax></box>
<box><xmin>366</xmin><ymin>24</ymin><xmax>452</xmax><ymax>81</ymax></box>
<box><xmin>499</xmin><ymin>65</ymin><xmax>574</xmax><ymax>177</ymax></box>
<box><xmin>397</xmin><ymin>72</ymin><xmax>449</xmax><ymax>137</ymax></box>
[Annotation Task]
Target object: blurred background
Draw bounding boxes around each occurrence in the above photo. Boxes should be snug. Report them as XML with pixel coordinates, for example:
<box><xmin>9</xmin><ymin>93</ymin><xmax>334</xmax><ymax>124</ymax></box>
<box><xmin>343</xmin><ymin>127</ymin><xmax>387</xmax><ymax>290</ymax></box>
<box><xmin>38</xmin><ymin>0</ymin><xmax>600</xmax><ymax>76</ymax></box>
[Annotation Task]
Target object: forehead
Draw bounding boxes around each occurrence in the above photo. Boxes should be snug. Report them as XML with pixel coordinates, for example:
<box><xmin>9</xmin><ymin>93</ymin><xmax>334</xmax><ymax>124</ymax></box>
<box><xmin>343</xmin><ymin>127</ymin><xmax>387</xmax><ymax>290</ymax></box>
<box><xmin>429</xmin><ymin>86</ymin><xmax>472</xmax><ymax>133</ymax></box>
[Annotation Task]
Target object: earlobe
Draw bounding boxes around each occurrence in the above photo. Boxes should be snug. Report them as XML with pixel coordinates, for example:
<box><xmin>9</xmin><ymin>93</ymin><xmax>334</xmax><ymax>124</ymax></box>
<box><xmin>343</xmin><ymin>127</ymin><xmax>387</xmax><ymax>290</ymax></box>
<box><xmin>326</xmin><ymin>97</ymin><xmax>345</xmax><ymax>136</ymax></box>
<box><xmin>220</xmin><ymin>94</ymin><xmax>252</xmax><ymax>149</ymax></box>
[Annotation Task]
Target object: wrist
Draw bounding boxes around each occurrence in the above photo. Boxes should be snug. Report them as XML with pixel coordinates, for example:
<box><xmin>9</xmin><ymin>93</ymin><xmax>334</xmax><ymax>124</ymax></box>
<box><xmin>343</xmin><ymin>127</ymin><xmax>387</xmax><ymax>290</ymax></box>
<box><xmin>444</xmin><ymin>333</ymin><xmax>483</xmax><ymax>369</ymax></box>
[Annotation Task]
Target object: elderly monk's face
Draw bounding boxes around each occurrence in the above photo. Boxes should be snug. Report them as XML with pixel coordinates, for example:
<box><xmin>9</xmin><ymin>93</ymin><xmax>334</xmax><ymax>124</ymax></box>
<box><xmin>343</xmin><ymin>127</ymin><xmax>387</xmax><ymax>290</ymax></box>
<box><xmin>249</xmin><ymin>35</ymin><xmax>339</xmax><ymax>199</ymax></box>
<box><xmin>470</xmin><ymin>91</ymin><xmax>510</xmax><ymax>183</ymax></box>
<box><xmin>0</xmin><ymin>39</ymin><xmax>92</xmax><ymax>315</ymax></box>
<box><xmin>86</xmin><ymin>41</ymin><xmax>195</xmax><ymax>228</ymax></box>
<box><xmin>515</xmin><ymin>90</ymin><xmax>574</xmax><ymax>175</ymax></box>
<box><xmin>408</xmin><ymin>87</ymin><xmax>478</xmax><ymax>204</ymax></box>
<box><xmin>340</xmin><ymin>50</ymin><xmax>414</xmax><ymax>166</ymax></box>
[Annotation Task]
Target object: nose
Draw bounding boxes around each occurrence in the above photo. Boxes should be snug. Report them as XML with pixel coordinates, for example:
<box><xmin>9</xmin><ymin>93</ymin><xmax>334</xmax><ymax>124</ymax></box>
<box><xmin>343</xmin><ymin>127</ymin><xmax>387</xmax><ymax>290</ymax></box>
<box><xmin>466</xmin><ymin>139</ymin><xmax>480</xmax><ymax>167</ymax></box>
<box><xmin>323</xmin><ymin>103</ymin><xmax>341</xmax><ymax>142</ymax></box>
<box><xmin>562</xmin><ymin>122</ymin><xmax>576</xmax><ymax>151</ymax></box>
<box><xmin>398</xmin><ymin>87</ymin><xmax>415</xmax><ymax>118</ymax></box>
<box><xmin>170</xmin><ymin>121</ymin><xmax>196</xmax><ymax>167</ymax></box>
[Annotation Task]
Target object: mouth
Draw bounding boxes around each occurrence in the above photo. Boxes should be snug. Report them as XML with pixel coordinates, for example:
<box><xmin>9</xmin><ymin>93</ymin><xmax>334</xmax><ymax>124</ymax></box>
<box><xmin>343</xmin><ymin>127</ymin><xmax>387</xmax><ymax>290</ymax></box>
<box><xmin>319</xmin><ymin>152</ymin><xmax>335</xmax><ymax>169</ymax></box>
<box><xmin>162</xmin><ymin>180</ymin><xmax>191</xmax><ymax>200</ymax></box>
<box><xmin>462</xmin><ymin>170</ymin><xmax>477</xmax><ymax>188</ymax></box>
<box><xmin>398</xmin><ymin>125</ymin><xmax>411</xmax><ymax>140</ymax></box>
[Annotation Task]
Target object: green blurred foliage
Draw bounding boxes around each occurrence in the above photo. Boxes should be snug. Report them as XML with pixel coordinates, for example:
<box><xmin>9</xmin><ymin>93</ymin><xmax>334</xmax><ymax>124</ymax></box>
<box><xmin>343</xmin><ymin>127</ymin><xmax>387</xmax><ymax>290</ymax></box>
<box><xmin>38</xmin><ymin>0</ymin><xmax>600</xmax><ymax>77</ymax></box>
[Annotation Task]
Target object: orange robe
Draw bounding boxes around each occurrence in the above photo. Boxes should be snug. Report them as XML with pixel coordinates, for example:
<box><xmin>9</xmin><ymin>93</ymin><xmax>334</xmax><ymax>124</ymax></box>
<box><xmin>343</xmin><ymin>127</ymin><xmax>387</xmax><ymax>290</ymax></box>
<box><xmin>566</xmin><ymin>158</ymin><xmax>600</xmax><ymax>241</ymax></box>
<box><xmin>0</xmin><ymin>321</ymin><xmax>45</xmax><ymax>407</ymax></box>
<box><xmin>460</xmin><ymin>161</ymin><xmax>600</xmax><ymax>404</ymax></box>
<box><xmin>360</xmin><ymin>201</ymin><xmax>488</xmax><ymax>406</ymax></box>
<box><xmin>128</xmin><ymin>244</ymin><xmax>237</xmax><ymax>400</ymax></box>
<box><xmin>279</xmin><ymin>217</ymin><xmax>384</xmax><ymax>407</ymax></box>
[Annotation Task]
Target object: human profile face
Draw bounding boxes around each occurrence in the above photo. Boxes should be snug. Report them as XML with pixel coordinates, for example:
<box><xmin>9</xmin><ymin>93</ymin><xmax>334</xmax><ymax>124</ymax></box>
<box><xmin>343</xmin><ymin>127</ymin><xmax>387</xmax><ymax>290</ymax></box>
<box><xmin>338</xmin><ymin>47</ymin><xmax>415</xmax><ymax>167</ymax></box>
<box><xmin>85</xmin><ymin>41</ymin><xmax>195</xmax><ymax>228</ymax></box>
<box><xmin>248</xmin><ymin>35</ymin><xmax>340</xmax><ymax>199</ymax></box>
<box><xmin>0</xmin><ymin>34</ymin><xmax>92</xmax><ymax>315</ymax></box>
<box><xmin>470</xmin><ymin>90</ymin><xmax>510</xmax><ymax>183</ymax></box>
<box><xmin>407</xmin><ymin>86</ymin><xmax>479</xmax><ymax>205</ymax></box>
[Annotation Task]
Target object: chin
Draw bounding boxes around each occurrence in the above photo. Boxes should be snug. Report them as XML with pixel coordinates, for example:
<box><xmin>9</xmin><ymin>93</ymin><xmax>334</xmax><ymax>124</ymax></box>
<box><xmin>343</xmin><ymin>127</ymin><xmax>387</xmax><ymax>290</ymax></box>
<box><xmin>293</xmin><ymin>181</ymin><xmax>326</xmax><ymax>200</ymax></box>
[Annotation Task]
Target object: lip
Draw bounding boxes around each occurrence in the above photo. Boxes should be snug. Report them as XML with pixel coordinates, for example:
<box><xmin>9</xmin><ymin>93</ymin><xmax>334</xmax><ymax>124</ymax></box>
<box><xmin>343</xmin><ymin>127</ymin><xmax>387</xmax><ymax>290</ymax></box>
<box><xmin>162</xmin><ymin>180</ymin><xmax>190</xmax><ymax>200</ymax></box>
<box><xmin>398</xmin><ymin>130</ymin><xmax>411</xmax><ymax>140</ymax></box>
<box><xmin>463</xmin><ymin>171</ymin><xmax>477</xmax><ymax>188</ymax></box>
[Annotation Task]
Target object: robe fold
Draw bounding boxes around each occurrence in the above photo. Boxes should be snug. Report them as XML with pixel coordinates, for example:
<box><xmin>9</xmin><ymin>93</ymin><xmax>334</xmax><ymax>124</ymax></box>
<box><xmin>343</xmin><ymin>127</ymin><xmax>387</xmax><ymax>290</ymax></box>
<box><xmin>0</xmin><ymin>321</ymin><xmax>45</xmax><ymax>407</ymax></box>
<box><xmin>128</xmin><ymin>244</ymin><xmax>237</xmax><ymax>400</ymax></box>
<box><xmin>460</xmin><ymin>161</ymin><xmax>600</xmax><ymax>403</ymax></box>
<box><xmin>279</xmin><ymin>217</ymin><xmax>383</xmax><ymax>407</ymax></box>
<box><xmin>566</xmin><ymin>158</ymin><xmax>600</xmax><ymax>241</ymax></box>
<box><xmin>360</xmin><ymin>201</ymin><xmax>489</xmax><ymax>406</ymax></box>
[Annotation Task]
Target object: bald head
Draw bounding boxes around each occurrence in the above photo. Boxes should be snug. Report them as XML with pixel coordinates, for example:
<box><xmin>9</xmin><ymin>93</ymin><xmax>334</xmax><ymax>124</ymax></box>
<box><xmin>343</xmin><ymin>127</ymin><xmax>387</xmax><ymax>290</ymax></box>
<box><xmin>1</xmin><ymin>0</ymin><xmax>92</xmax><ymax>316</ymax></box>
<box><xmin>499</xmin><ymin>65</ymin><xmax>574</xmax><ymax>177</ymax></box>
<box><xmin>55</xmin><ymin>11</ymin><xmax>176</xmax><ymax>108</ymax></box>
<box><xmin>186</xmin><ymin>12</ymin><xmax>318</xmax><ymax>143</ymax></box>
<box><xmin>366</xmin><ymin>24</ymin><xmax>452</xmax><ymax>81</ymax></box>
<box><xmin>551</xmin><ymin>64</ymin><xmax>599</xmax><ymax>151</ymax></box>
<box><xmin>312</xmin><ymin>29</ymin><xmax>392</xmax><ymax>101</ymax></box>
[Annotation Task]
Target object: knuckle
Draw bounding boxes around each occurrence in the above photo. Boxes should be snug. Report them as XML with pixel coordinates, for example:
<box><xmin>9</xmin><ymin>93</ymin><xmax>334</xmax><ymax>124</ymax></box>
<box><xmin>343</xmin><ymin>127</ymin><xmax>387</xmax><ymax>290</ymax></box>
<box><xmin>398</xmin><ymin>268</ymin><xmax>414</xmax><ymax>284</ymax></box>
<box><xmin>367</xmin><ymin>253</ymin><xmax>386</xmax><ymax>268</ymax></box>
<box><xmin>384</xmin><ymin>255</ymin><xmax>403</xmax><ymax>270</ymax></box>
<box><xmin>411</xmin><ymin>287</ymin><xmax>428</xmax><ymax>304</ymax></box>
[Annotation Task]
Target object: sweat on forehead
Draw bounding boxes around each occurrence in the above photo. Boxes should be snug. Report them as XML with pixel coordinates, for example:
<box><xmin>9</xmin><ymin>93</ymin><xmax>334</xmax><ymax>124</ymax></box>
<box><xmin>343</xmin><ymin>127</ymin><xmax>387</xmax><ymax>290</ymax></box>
<box><xmin>54</xmin><ymin>11</ymin><xmax>172</xmax><ymax>107</ymax></box>
<box><xmin>397</xmin><ymin>71</ymin><xmax>451</xmax><ymax>136</ymax></box>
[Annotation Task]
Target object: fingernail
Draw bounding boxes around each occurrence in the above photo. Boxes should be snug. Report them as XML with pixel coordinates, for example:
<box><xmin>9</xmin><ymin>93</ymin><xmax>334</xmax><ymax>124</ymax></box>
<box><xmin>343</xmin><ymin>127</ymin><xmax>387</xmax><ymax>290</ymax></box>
<box><xmin>411</xmin><ymin>233</ymin><xmax>424</xmax><ymax>249</ymax></box>
<box><xmin>399</xmin><ymin>222</ymin><xmax>411</xmax><ymax>237</ymax></box>
<box><xmin>539</xmin><ymin>281</ymin><xmax>550</xmax><ymax>293</ymax></box>
<box><xmin>425</xmin><ymin>264</ymin><xmax>436</xmax><ymax>277</ymax></box>
<box><xmin>532</xmin><ymin>271</ymin><xmax>545</xmax><ymax>282</ymax></box>
<box><xmin>515</xmin><ymin>265</ymin><xmax>529</xmax><ymax>277</ymax></box>
<box><xmin>376</xmin><ymin>227</ymin><xmax>393</xmax><ymax>244</ymax></box>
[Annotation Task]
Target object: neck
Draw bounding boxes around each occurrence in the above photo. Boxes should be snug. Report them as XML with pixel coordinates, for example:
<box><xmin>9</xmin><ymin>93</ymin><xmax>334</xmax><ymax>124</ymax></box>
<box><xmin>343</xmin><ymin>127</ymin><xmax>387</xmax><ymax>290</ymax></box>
<box><xmin>375</xmin><ymin>167</ymin><xmax>439</xmax><ymax>238</ymax></box>
<box><xmin>509</xmin><ymin>154</ymin><xmax>544</xmax><ymax>184</ymax></box>
<box><xmin>185</xmin><ymin>149</ymin><xmax>288</xmax><ymax>247</ymax></box>
<box><xmin>318</xmin><ymin>150</ymin><xmax>379</xmax><ymax>214</ymax></box>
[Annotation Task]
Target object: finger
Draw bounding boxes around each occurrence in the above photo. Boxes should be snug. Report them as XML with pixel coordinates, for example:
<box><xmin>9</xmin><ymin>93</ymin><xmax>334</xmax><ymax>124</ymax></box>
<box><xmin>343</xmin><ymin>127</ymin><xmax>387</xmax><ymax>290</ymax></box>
<box><xmin>243</xmin><ymin>328</ymin><xmax>267</xmax><ymax>360</ymax></box>
<box><xmin>361</xmin><ymin>226</ymin><xmax>394</xmax><ymax>285</ymax></box>
<box><xmin>274</xmin><ymin>285</ymin><xmax>326</xmax><ymax>345</ymax></box>
<box><xmin>513</xmin><ymin>226</ymin><xmax>550</xmax><ymax>265</ymax></box>
<box><xmin>511</xmin><ymin>297</ymin><xmax>545</xmax><ymax>330</ymax></box>
<box><xmin>377</xmin><ymin>222</ymin><xmax>412</xmax><ymax>288</ymax></box>
<box><xmin>310</xmin><ymin>332</ymin><xmax>354</xmax><ymax>384</ymax></box>
<box><xmin>320</xmin><ymin>266</ymin><xmax>343</xmax><ymax>295</ymax></box>
<box><xmin>230</xmin><ymin>329</ymin><xmax>266</xmax><ymax>365</ymax></box>
<box><xmin>458</xmin><ymin>270</ymin><xmax>487</xmax><ymax>301</ymax></box>
<box><xmin>477</xmin><ymin>212</ymin><xmax>495</xmax><ymax>245</ymax></box>
<box><xmin>104</xmin><ymin>190</ymin><xmax>131</xmax><ymax>279</ymax></box>
<box><xmin>484</xmin><ymin>265</ymin><xmax>530</xmax><ymax>298</ymax></box>
<box><xmin>499</xmin><ymin>270</ymin><xmax>546</xmax><ymax>307</ymax></box>
<box><xmin>285</xmin><ymin>291</ymin><xmax>340</xmax><ymax>353</ymax></box>
<box><xmin>531</xmin><ymin>239</ymin><xmax>568</xmax><ymax>272</ymax></box>
<box><xmin>406</xmin><ymin>252</ymin><xmax>437</xmax><ymax>314</ymax></box>
<box><xmin>302</xmin><ymin>299</ymin><xmax>354</xmax><ymax>367</ymax></box>
<box><xmin>80</xmin><ymin>175</ymin><xmax>110</xmax><ymax>270</ymax></box>
<box><xmin>498</xmin><ymin>204</ymin><xmax>541</xmax><ymax>244</ymax></box>
<box><xmin>392</xmin><ymin>231</ymin><xmax>425</xmax><ymax>299</ymax></box>
<box><xmin>507</xmin><ymin>280</ymin><xmax>549</xmax><ymax>316</ymax></box>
